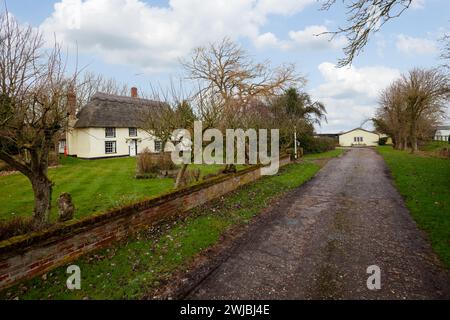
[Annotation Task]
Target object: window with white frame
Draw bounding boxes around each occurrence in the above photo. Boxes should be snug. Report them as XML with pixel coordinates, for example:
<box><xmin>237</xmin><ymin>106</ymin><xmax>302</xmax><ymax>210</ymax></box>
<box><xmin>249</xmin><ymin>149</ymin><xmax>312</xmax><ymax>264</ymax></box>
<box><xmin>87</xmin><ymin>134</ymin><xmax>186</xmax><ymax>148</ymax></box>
<box><xmin>154</xmin><ymin>140</ymin><xmax>162</xmax><ymax>153</ymax></box>
<box><xmin>105</xmin><ymin>141</ymin><xmax>117</xmax><ymax>154</ymax></box>
<box><xmin>129</xmin><ymin>128</ymin><xmax>137</xmax><ymax>137</ymax></box>
<box><xmin>105</xmin><ymin>127</ymin><xmax>116</xmax><ymax>138</ymax></box>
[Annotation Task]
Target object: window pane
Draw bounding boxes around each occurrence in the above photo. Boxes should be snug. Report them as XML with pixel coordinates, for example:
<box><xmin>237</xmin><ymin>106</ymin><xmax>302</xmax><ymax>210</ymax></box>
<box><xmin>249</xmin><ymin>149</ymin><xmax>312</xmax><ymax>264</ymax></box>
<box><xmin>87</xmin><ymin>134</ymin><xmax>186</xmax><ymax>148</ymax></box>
<box><xmin>155</xmin><ymin>140</ymin><xmax>162</xmax><ymax>152</ymax></box>
<box><xmin>105</xmin><ymin>128</ymin><xmax>116</xmax><ymax>138</ymax></box>
<box><xmin>129</xmin><ymin>128</ymin><xmax>137</xmax><ymax>137</ymax></box>
<box><xmin>105</xmin><ymin>141</ymin><xmax>116</xmax><ymax>154</ymax></box>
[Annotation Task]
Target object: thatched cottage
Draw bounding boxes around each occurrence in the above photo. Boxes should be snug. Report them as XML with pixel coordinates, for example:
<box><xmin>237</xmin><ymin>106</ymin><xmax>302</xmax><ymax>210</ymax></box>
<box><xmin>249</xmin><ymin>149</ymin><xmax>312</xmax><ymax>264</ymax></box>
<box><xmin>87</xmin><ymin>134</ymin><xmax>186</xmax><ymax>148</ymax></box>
<box><xmin>61</xmin><ymin>88</ymin><xmax>165</xmax><ymax>159</ymax></box>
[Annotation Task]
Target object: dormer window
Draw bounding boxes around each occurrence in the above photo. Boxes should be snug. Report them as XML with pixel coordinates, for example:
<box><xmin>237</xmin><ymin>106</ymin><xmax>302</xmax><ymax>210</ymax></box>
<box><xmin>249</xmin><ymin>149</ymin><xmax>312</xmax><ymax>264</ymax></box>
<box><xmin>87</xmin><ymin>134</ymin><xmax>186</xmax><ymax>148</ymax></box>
<box><xmin>129</xmin><ymin>128</ymin><xmax>137</xmax><ymax>137</ymax></box>
<box><xmin>105</xmin><ymin>127</ymin><xmax>116</xmax><ymax>138</ymax></box>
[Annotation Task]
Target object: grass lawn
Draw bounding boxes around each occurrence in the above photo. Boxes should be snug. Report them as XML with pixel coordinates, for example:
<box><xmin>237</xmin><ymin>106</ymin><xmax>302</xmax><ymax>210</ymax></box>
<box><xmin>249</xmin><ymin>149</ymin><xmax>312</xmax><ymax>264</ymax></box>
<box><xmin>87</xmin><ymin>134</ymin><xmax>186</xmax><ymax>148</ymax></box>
<box><xmin>0</xmin><ymin>150</ymin><xmax>342</xmax><ymax>300</ymax></box>
<box><xmin>377</xmin><ymin>146</ymin><xmax>450</xmax><ymax>267</ymax></box>
<box><xmin>303</xmin><ymin>149</ymin><xmax>345</xmax><ymax>160</ymax></box>
<box><xmin>0</xmin><ymin>156</ymin><xmax>227</xmax><ymax>223</ymax></box>
<box><xmin>420</xmin><ymin>140</ymin><xmax>449</xmax><ymax>153</ymax></box>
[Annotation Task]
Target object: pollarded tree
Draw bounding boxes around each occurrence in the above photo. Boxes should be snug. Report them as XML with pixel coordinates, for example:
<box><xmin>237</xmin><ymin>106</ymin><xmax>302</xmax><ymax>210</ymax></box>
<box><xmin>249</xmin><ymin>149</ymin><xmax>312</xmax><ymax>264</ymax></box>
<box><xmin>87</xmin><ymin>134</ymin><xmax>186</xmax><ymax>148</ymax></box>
<box><xmin>374</xmin><ymin>80</ymin><xmax>409</xmax><ymax>150</ymax></box>
<box><xmin>400</xmin><ymin>68</ymin><xmax>449</xmax><ymax>152</ymax></box>
<box><xmin>183</xmin><ymin>38</ymin><xmax>303</xmax><ymax>169</ymax></box>
<box><xmin>142</xmin><ymin>87</ymin><xmax>197</xmax><ymax>189</ymax></box>
<box><xmin>182</xmin><ymin>37</ymin><xmax>302</xmax><ymax>129</ymax></box>
<box><xmin>374</xmin><ymin>68</ymin><xmax>449</xmax><ymax>151</ymax></box>
<box><xmin>0</xmin><ymin>12</ymin><xmax>75</xmax><ymax>228</ymax></box>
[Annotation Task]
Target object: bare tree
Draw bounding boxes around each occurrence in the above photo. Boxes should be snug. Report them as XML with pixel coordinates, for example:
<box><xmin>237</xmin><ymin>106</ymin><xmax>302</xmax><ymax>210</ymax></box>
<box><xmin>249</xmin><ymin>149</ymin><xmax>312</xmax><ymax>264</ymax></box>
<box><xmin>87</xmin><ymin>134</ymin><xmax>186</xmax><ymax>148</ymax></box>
<box><xmin>183</xmin><ymin>38</ymin><xmax>303</xmax><ymax>169</ymax></box>
<box><xmin>76</xmin><ymin>71</ymin><xmax>128</xmax><ymax>110</ymax></box>
<box><xmin>374</xmin><ymin>67</ymin><xmax>449</xmax><ymax>152</ymax></box>
<box><xmin>182</xmin><ymin>38</ymin><xmax>303</xmax><ymax>128</ymax></box>
<box><xmin>439</xmin><ymin>34</ymin><xmax>450</xmax><ymax>71</ymax></box>
<box><xmin>142</xmin><ymin>84</ymin><xmax>197</xmax><ymax>189</ymax></box>
<box><xmin>321</xmin><ymin>0</ymin><xmax>413</xmax><ymax>67</ymax></box>
<box><xmin>400</xmin><ymin>68</ymin><xmax>449</xmax><ymax>152</ymax></box>
<box><xmin>375</xmin><ymin>81</ymin><xmax>409</xmax><ymax>149</ymax></box>
<box><xmin>0</xmin><ymin>11</ymin><xmax>75</xmax><ymax>228</ymax></box>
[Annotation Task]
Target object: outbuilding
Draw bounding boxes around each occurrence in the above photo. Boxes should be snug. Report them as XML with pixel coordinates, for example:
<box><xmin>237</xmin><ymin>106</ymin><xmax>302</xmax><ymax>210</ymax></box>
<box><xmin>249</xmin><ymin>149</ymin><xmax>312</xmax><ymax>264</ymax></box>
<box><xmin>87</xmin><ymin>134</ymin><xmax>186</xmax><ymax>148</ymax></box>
<box><xmin>338</xmin><ymin>128</ymin><xmax>380</xmax><ymax>147</ymax></box>
<box><xmin>434</xmin><ymin>125</ymin><xmax>450</xmax><ymax>142</ymax></box>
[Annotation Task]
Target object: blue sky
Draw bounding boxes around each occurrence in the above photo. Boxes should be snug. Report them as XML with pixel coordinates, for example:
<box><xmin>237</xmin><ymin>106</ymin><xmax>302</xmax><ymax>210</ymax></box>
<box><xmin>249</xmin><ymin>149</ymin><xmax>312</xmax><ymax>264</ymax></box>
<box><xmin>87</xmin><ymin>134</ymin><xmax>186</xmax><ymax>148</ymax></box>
<box><xmin>4</xmin><ymin>0</ymin><xmax>449</xmax><ymax>132</ymax></box>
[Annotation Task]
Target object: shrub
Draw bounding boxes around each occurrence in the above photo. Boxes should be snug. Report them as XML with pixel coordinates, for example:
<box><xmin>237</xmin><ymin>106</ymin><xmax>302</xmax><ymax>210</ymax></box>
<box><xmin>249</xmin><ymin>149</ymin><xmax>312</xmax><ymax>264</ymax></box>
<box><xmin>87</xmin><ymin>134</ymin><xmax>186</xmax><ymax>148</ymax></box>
<box><xmin>299</xmin><ymin>136</ymin><xmax>336</xmax><ymax>154</ymax></box>
<box><xmin>379</xmin><ymin>137</ymin><xmax>388</xmax><ymax>145</ymax></box>
<box><xmin>136</xmin><ymin>148</ymin><xmax>176</xmax><ymax>178</ymax></box>
<box><xmin>0</xmin><ymin>217</ymin><xmax>34</xmax><ymax>241</ymax></box>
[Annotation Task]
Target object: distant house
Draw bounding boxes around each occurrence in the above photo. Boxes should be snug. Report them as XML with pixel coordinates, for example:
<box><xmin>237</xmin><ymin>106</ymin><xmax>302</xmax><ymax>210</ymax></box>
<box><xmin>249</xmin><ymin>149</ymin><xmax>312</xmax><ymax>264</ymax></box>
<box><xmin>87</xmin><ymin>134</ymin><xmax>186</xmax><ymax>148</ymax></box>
<box><xmin>338</xmin><ymin>128</ymin><xmax>380</xmax><ymax>147</ymax></box>
<box><xmin>434</xmin><ymin>125</ymin><xmax>450</xmax><ymax>142</ymax></box>
<box><xmin>62</xmin><ymin>88</ymin><xmax>167</xmax><ymax>159</ymax></box>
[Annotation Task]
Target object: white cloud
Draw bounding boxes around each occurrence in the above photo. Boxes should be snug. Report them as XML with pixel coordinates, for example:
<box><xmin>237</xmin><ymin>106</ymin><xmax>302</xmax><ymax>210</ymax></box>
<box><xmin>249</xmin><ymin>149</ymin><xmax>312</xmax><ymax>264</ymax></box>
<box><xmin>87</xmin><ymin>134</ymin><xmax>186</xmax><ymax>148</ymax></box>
<box><xmin>253</xmin><ymin>25</ymin><xmax>347</xmax><ymax>51</ymax></box>
<box><xmin>287</xmin><ymin>25</ymin><xmax>347</xmax><ymax>50</ymax></box>
<box><xmin>255</xmin><ymin>0</ymin><xmax>314</xmax><ymax>15</ymax></box>
<box><xmin>396</xmin><ymin>34</ymin><xmax>438</xmax><ymax>55</ymax></box>
<box><xmin>40</xmin><ymin>0</ymin><xmax>314</xmax><ymax>71</ymax></box>
<box><xmin>254</xmin><ymin>32</ymin><xmax>280</xmax><ymax>48</ymax></box>
<box><xmin>410</xmin><ymin>0</ymin><xmax>426</xmax><ymax>9</ymax></box>
<box><xmin>311</xmin><ymin>62</ymin><xmax>400</xmax><ymax>133</ymax></box>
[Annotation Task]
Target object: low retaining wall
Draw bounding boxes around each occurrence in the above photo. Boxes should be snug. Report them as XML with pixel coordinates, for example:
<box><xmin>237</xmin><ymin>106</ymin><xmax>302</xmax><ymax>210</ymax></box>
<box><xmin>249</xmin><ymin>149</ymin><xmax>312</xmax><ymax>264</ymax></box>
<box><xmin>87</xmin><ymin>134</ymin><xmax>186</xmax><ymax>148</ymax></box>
<box><xmin>0</xmin><ymin>156</ymin><xmax>291</xmax><ymax>290</ymax></box>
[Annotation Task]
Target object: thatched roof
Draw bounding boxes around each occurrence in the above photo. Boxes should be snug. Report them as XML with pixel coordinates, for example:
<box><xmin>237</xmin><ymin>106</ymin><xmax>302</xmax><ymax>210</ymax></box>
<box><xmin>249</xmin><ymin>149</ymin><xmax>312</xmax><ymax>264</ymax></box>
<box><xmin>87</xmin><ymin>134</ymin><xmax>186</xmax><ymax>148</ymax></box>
<box><xmin>74</xmin><ymin>92</ymin><xmax>164</xmax><ymax>128</ymax></box>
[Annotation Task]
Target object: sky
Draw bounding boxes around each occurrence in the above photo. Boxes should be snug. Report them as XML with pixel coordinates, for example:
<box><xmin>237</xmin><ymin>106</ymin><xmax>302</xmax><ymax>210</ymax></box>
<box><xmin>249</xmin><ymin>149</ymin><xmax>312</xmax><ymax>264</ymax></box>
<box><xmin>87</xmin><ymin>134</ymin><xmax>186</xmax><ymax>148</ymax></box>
<box><xmin>4</xmin><ymin>0</ymin><xmax>449</xmax><ymax>133</ymax></box>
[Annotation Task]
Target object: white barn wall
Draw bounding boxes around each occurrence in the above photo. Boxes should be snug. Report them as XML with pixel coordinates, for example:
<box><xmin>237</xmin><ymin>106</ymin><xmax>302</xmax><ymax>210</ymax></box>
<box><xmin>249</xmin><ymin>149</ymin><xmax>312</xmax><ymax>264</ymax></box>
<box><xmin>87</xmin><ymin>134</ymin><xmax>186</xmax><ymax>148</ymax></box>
<box><xmin>339</xmin><ymin>129</ymin><xmax>380</xmax><ymax>147</ymax></box>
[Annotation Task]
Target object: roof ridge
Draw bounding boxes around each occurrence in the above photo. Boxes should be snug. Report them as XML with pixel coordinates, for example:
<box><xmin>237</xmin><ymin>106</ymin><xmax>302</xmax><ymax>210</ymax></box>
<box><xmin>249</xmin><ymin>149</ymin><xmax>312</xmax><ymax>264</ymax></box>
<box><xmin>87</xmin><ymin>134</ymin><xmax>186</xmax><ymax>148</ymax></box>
<box><xmin>91</xmin><ymin>92</ymin><xmax>161</xmax><ymax>104</ymax></box>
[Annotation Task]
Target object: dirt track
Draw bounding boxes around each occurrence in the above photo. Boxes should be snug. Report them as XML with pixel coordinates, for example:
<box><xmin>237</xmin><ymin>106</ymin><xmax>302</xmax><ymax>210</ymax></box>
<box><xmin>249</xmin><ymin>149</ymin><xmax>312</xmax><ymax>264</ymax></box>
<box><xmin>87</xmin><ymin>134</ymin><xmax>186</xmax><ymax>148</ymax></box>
<box><xmin>186</xmin><ymin>148</ymin><xmax>450</xmax><ymax>299</ymax></box>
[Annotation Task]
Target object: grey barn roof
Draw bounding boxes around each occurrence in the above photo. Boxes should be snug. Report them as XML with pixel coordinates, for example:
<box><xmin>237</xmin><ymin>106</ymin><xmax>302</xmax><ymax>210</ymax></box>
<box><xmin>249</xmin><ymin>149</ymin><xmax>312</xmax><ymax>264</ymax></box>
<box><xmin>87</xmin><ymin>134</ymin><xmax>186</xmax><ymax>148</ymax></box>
<box><xmin>338</xmin><ymin>127</ymin><xmax>379</xmax><ymax>136</ymax></box>
<box><xmin>436</xmin><ymin>125</ymin><xmax>450</xmax><ymax>131</ymax></box>
<box><xmin>74</xmin><ymin>92</ymin><xmax>164</xmax><ymax>128</ymax></box>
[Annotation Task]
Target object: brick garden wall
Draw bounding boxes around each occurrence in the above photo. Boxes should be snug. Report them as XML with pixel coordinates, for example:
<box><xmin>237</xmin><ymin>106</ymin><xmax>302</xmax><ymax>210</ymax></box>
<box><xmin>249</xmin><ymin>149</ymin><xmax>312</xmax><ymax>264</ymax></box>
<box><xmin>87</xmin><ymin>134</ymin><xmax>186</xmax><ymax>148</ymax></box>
<box><xmin>0</xmin><ymin>156</ymin><xmax>291</xmax><ymax>290</ymax></box>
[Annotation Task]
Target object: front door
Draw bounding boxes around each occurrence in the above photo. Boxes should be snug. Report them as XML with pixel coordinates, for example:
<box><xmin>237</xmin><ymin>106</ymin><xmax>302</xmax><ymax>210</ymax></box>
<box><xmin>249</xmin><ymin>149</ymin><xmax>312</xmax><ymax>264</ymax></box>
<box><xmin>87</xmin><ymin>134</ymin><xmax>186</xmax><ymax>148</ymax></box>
<box><xmin>129</xmin><ymin>139</ymin><xmax>137</xmax><ymax>157</ymax></box>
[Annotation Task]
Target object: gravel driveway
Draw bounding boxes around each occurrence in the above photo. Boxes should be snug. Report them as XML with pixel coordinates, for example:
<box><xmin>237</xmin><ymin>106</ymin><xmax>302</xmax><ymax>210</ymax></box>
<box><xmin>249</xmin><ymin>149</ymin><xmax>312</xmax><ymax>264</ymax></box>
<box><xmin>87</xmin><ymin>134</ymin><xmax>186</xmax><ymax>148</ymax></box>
<box><xmin>187</xmin><ymin>148</ymin><xmax>450</xmax><ymax>299</ymax></box>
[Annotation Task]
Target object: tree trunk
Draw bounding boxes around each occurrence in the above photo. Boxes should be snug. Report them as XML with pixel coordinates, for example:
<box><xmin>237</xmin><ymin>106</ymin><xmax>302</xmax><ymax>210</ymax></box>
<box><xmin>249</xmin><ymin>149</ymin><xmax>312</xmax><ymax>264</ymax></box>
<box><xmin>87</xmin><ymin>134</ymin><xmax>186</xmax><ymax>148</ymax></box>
<box><xmin>410</xmin><ymin>134</ymin><xmax>418</xmax><ymax>153</ymax></box>
<box><xmin>409</xmin><ymin>119</ymin><xmax>419</xmax><ymax>153</ymax></box>
<box><xmin>394</xmin><ymin>135</ymin><xmax>402</xmax><ymax>150</ymax></box>
<box><xmin>395</xmin><ymin>134</ymin><xmax>403</xmax><ymax>150</ymax></box>
<box><xmin>30</xmin><ymin>174</ymin><xmax>53</xmax><ymax>229</ymax></box>
<box><xmin>174</xmin><ymin>164</ymin><xmax>188</xmax><ymax>189</ymax></box>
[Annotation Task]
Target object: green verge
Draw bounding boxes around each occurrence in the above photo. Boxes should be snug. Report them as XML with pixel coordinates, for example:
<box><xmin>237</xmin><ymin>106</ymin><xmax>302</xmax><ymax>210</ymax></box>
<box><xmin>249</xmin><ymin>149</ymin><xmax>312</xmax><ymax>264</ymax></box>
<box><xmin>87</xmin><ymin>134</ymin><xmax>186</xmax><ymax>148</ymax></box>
<box><xmin>303</xmin><ymin>149</ymin><xmax>345</xmax><ymax>160</ymax></box>
<box><xmin>0</xmin><ymin>151</ymin><xmax>342</xmax><ymax>300</ymax></box>
<box><xmin>377</xmin><ymin>146</ymin><xmax>450</xmax><ymax>267</ymax></box>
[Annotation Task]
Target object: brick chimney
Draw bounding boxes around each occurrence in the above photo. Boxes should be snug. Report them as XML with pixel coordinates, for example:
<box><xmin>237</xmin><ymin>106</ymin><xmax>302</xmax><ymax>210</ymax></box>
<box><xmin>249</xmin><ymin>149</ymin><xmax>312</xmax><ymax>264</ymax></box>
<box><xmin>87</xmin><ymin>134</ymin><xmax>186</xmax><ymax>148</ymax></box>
<box><xmin>131</xmin><ymin>87</ymin><xmax>138</xmax><ymax>98</ymax></box>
